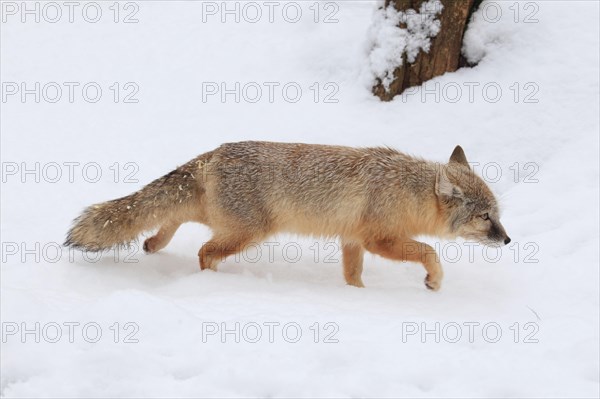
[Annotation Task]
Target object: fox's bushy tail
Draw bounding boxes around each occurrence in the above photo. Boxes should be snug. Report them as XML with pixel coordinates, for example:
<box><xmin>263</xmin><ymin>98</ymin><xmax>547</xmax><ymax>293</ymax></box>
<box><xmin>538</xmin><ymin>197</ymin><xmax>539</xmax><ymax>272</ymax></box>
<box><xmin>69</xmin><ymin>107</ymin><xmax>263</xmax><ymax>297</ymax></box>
<box><xmin>64</xmin><ymin>156</ymin><xmax>207</xmax><ymax>252</ymax></box>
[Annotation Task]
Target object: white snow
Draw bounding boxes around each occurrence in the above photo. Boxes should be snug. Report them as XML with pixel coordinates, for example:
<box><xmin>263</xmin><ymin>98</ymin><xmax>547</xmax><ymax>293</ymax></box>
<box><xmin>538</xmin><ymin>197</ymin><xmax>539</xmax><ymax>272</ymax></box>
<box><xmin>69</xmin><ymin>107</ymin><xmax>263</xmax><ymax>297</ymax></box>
<box><xmin>367</xmin><ymin>0</ymin><xmax>443</xmax><ymax>90</ymax></box>
<box><xmin>1</xmin><ymin>0</ymin><xmax>599</xmax><ymax>397</ymax></box>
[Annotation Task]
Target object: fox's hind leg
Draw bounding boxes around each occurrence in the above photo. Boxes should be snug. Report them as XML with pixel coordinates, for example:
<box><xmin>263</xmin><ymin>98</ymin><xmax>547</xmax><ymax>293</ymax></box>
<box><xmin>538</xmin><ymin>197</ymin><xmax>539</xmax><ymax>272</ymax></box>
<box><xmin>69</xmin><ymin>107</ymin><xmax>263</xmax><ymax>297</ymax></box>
<box><xmin>198</xmin><ymin>232</ymin><xmax>260</xmax><ymax>271</ymax></box>
<box><xmin>342</xmin><ymin>241</ymin><xmax>365</xmax><ymax>288</ymax></box>
<box><xmin>143</xmin><ymin>221</ymin><xmax>181</xmax><ymax>254</ymax></box>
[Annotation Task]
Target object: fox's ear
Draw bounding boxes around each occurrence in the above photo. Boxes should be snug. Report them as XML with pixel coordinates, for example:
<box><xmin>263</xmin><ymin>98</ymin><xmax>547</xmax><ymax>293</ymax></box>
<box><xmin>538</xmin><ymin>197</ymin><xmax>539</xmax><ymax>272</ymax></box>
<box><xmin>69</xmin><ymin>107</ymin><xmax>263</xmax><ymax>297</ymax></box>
<box><xmin>449</xmin><ymin>145</ymin><xmax>469</xmax><ymax>167</ymax></box>
<box><xmin>436</xmin><ymin>170</ymin><xmax>463</xmax><ymax>199</ymax></box>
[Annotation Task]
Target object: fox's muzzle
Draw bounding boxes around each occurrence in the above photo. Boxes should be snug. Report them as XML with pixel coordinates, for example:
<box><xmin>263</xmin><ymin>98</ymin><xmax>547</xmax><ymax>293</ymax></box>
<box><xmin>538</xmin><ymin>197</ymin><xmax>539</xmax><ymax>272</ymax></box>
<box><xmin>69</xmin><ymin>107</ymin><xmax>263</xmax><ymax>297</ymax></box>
<box><xmin>489</xmin><ymin>220</ymin><xmax>510</xmax><ymax>246</ymax></box>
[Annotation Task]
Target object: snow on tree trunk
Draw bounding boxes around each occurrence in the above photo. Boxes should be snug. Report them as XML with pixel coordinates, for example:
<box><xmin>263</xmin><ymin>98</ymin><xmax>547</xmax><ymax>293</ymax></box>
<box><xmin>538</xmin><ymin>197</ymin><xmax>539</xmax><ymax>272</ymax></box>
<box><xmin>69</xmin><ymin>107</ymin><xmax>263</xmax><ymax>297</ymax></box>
<box><xmin>370</xmin><ymin>0</ymin><xmax>477</xmax><ymax>101</ymax></box>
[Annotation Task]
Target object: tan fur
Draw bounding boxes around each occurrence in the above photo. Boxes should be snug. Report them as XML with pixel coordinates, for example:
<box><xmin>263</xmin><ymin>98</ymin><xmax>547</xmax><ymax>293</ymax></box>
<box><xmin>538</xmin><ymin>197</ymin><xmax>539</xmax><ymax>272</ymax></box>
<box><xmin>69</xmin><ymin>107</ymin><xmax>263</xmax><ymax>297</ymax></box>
<box><xmin>66</xmin><ymin>141</ymin><xmax>510</xmax><ymax>290</ymax></box>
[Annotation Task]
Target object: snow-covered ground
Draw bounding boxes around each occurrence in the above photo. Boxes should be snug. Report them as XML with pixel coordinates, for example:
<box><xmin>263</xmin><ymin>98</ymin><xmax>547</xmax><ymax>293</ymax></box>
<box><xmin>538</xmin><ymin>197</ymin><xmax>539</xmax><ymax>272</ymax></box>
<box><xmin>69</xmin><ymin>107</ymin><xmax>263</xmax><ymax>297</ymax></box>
<box><xmin>1</xmin><ymin>1</ymin><xmax>598</xmax><ymax>397</ymax></box>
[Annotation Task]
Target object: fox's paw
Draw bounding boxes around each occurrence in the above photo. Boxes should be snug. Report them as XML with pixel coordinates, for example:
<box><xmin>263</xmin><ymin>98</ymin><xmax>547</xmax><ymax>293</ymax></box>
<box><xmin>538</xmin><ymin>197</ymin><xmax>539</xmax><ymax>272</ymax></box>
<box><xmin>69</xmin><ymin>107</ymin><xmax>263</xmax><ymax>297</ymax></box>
<box><xmin>199</xmin><ymin>257</ymin><xmax>218</xmax><ymax>272</ymax></box>
<box><xmin>143</xmin><ymin>237</ymin><xmax>159</xmax><ymax>254</ymax></box>
<box><xmin>425</xmin><ymin>274</ymin><xmax>442</xmax><ymax>291</ymax></box>
<box><xmin>346</xmin><ymin>279</ymin><xmax>365</xmax><ymax>288</ymax></box>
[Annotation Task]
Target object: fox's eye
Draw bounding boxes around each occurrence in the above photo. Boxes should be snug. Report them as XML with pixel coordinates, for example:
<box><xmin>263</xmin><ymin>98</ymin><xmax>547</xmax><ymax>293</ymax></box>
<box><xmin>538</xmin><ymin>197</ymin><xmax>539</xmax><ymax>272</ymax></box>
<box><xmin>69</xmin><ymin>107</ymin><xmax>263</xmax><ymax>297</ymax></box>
<box><xmin>480</xmin><ymin>213</ymin><xmax>489</xmax><ymax>220</ymax></box>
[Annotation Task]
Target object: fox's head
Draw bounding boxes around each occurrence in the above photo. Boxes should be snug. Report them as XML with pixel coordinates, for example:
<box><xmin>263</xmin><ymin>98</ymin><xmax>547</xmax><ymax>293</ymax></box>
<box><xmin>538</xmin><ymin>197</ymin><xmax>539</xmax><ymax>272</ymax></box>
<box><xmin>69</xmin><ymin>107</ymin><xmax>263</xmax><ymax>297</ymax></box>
<box><xmin>435</xmin><ymin>146</ymin><xmax>510</xmax><ymax>247</ymax></box>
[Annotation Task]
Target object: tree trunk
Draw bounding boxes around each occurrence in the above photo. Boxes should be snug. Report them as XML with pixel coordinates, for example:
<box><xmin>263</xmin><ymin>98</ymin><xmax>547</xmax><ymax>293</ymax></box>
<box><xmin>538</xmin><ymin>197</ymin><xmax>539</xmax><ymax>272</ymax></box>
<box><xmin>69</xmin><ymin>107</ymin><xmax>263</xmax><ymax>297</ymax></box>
<box><xmin>372</xmin><ymin>0</ymin><xmax>479</xmax><ymax>101</ymax></box>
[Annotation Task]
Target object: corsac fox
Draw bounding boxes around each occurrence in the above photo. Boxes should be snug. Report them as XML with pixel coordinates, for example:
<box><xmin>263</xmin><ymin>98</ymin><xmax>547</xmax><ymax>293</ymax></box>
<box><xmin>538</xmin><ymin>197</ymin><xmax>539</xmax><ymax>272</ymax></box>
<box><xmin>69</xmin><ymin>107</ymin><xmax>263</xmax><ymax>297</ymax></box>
<box><xmin>65</xmin><ymin>141</ymin><xmax>510</xmax><ymax>290</ymax></box>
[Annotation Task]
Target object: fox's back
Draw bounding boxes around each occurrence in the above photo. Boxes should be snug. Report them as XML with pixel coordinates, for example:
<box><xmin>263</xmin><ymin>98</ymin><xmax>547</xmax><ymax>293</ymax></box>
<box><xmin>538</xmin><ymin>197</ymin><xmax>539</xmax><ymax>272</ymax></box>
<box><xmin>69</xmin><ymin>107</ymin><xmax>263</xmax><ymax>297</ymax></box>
<box><xmin>202</xmin><ymin>141</ymin><xmax>432</xmax><ymax>237</ymax></box>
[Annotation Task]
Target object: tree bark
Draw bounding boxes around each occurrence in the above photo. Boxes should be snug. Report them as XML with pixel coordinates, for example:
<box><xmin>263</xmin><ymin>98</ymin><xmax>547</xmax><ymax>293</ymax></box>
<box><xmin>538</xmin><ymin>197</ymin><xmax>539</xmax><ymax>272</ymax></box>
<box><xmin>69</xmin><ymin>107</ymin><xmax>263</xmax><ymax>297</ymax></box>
<box><xmin>372</xmin><ymin>0</ymin><xmax>478</xmax><ymax>101</ymax></box>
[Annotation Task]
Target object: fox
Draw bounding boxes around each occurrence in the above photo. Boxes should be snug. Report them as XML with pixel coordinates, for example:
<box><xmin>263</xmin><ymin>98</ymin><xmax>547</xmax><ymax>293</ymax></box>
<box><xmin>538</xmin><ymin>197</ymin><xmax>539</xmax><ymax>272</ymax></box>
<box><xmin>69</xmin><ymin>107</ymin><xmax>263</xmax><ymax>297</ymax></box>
<box><xmin>65</xmin><ymin>141</ymin><xmax>510</xmax><ymax>291</ymax></box>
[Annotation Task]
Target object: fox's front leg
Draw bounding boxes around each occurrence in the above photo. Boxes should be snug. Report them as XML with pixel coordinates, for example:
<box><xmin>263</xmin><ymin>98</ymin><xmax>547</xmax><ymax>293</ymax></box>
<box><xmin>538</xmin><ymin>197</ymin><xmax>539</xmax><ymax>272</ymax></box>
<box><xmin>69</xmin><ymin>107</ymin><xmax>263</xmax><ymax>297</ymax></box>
<box><xmin>364</xmin><ymin>237</ymin><xmax>443</xmax><ymax>291</ymax></box>
<box><xmin>342</xmin><ymin>241</ymin><xmax>365</xmax><ymax>288</ymax></box>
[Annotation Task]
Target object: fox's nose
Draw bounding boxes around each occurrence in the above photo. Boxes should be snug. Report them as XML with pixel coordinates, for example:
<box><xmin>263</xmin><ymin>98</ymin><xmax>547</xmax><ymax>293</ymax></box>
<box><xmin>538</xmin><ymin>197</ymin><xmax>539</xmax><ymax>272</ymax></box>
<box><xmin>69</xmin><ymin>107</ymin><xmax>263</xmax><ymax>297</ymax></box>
<box><xmin>504</xmin><ymin>237</ymin><xmax>511</xmax><ymax>245</ymax></box>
